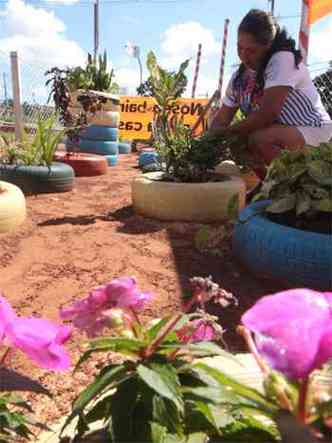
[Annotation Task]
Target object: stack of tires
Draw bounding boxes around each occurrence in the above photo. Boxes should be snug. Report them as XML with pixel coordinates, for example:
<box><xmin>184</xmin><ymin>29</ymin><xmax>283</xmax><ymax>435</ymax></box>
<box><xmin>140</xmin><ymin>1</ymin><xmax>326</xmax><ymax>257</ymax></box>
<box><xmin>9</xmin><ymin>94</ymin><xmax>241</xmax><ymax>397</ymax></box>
<box><xmin>70</xmin><ymin>92</ymin><xmax>121</xmax><ymax>167</ymax></box>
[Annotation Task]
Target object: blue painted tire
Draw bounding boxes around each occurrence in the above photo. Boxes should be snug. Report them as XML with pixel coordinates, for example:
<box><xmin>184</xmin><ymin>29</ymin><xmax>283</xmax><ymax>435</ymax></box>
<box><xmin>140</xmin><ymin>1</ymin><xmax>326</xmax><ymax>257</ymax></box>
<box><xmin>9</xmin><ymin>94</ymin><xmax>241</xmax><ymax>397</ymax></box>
<box><xmin>118</xmin><ymin>142</ymin><xmax>132</xmax><ymax>154</ymax></box>
<box><xmin>232</xmin><ymin>200</ymin><xmax>332</xmax><ymax>290</ymax></box>
<box><xmin>79</xmin><ymin>139</ymin><xmax>119</xmax><ymax>155</ymax></box>
<box><xmin>138</xmin><ymin>151</ymin><xmax>160</xmax><ymax>168</ymax></box>
<box><xmin>79</xmin><ymin>126</ymin><xmax>118</xmax><ymax>142</ymax></box>
<box><xmin>105</xmin><ymin>155</ymin><xmax>118</xmax><ymax>166</ymax></box>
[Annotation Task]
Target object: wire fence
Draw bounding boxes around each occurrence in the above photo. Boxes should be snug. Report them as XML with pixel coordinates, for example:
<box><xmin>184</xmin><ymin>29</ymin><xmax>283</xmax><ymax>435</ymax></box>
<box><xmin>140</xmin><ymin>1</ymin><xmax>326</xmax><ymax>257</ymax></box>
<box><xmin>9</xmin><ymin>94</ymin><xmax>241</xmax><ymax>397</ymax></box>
<box><xmin>312</xmin><ymin>66</ymin><xmax>332</xmax><ymax>119</ymax></box>
<box><xmin>0</xmin><ymin>50</ymin><xmax>57</xmax><ymax>136</ymax></box>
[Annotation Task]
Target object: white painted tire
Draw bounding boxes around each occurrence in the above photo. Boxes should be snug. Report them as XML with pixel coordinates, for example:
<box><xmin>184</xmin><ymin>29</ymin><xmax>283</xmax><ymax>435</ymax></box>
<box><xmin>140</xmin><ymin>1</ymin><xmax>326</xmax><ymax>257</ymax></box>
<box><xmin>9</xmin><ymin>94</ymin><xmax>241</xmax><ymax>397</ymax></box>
<box><xmin>132</xmin><ymin>172</ymin><xmax>246</xmax><ymax>222</ymax></box>
<box><xmin>215</xmin><ymin>160</ymin><xmax>241</xmax><ymax>176</ymax></box>
<box><xmin>0</xmin><ymin>181</ymin><xmax>26</xmax><ymax>233</ymax></box>
<box><xmin>87</xmin><ymin>111</ymin><xmax>120</xmax><ymax>127</ymax></box>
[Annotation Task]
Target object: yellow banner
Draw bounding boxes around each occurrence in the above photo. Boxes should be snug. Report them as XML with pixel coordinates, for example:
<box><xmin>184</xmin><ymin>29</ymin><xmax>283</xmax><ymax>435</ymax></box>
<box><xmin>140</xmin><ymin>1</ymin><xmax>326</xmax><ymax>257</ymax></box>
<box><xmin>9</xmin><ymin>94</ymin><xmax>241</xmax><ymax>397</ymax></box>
<box><xmin>119</xmin><ymin>96</ymin><xmax>209</xmax><ymax>140</ymax></box>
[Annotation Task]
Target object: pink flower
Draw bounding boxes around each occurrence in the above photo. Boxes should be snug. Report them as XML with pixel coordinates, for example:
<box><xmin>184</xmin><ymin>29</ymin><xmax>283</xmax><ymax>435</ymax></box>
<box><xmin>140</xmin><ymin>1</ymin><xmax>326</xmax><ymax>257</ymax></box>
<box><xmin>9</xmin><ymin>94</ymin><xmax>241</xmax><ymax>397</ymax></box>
<box><xmin>0</xmin><ymin>295</ymin><xmax>16</xmax><ymax>342</ymax></box>
<box><xmin>0</xmin><ymin>294</ymin><xmax>71</xmax><ymax>372</ymax></box>
<box><xmin>177</xmin><ymin>319</ymin><xmax>216</xmax><ymax>343</ymax></box>
<box><xmin>5</xmin><ymin>318</ymin><xmax>71</xmax><ymax>372</ymax></box>
<box><xmin>105</xmin><ymin>277</ymin><xmax>152</xmax><ymax>310</ymax></box>
<box><xmin>60</xmin><ymin>277</ymin><xmax>152</xmax><ymax>337</ymax></box>
<box><xmin>242</xmin><ymin>289</ymin><xmax>332</xmax><ymax>380</ymax></box>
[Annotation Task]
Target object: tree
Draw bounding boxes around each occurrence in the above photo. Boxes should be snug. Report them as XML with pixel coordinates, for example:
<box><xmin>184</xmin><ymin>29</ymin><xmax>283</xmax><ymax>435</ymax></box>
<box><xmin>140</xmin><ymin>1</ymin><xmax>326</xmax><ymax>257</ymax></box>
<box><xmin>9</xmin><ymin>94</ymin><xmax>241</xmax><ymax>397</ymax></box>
<box><xmin>313</xmin><ymin>62</ymin><xmax>332</xmax><ymax>118</ymax></box>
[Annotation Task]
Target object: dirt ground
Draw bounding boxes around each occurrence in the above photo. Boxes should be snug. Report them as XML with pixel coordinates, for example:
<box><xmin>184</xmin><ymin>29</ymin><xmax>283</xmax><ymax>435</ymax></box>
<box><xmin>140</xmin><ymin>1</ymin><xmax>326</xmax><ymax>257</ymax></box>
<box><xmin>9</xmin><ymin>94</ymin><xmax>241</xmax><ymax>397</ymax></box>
<box><xmin>0</xmin><ymin>152</ymin><xmax>286</xmax><ymax>436</ymax></box>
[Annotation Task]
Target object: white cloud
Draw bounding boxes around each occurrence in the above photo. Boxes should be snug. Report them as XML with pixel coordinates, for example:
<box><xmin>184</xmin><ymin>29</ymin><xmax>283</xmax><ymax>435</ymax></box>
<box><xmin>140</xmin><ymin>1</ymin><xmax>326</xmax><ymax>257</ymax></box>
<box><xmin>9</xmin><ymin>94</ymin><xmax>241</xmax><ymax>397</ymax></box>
<box><xmin>160</xmin><ymin>22</ymin><xmax>219</xmax><ymax>68</ymax></box>
<box><xmin>0</xmin><ymin>0</ymin><xmax>86</xmax><ymax>68</ymax></box>
<box><xmin>310</xmin><ymin>18</ymin><xmax>332</xmax><ymax>62</ymax></box>
<box><xmin>43</xmin><ymin>0</ymin><xmax>80</xmax><ymax>4</ymax></box>
<box><xmin>114</xmin><ymin>67</ymin><xmax>141</xmax><ymax>95</ymax></box>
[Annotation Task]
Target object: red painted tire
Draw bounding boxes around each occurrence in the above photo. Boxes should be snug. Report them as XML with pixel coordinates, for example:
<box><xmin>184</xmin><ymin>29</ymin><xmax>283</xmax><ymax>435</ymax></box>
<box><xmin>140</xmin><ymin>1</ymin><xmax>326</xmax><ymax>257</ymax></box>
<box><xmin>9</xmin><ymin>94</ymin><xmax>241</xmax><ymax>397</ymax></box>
<box><xmin>54</xmin><ymin>152</ymin><xmax>108</xmax><ymax>177</ymax></box>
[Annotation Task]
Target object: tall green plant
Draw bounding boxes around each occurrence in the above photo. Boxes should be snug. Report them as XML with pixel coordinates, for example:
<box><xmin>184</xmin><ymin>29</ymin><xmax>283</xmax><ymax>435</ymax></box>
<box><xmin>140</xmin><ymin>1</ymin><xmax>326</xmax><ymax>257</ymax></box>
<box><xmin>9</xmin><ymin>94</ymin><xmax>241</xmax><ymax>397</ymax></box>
<box><xmin>0</xmin><ymin>116</ymin><xmax>64</xmax><ymax>167</ymax></box>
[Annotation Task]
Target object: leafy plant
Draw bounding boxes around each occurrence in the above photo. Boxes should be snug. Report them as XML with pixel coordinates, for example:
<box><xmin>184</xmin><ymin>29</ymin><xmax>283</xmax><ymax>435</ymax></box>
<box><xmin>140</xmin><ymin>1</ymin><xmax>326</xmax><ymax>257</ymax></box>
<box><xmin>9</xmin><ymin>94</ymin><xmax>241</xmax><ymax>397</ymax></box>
<box><xmin>60</xmin><ymin>278</ymin><xmax>332</xmax><ymax>442</ymax></box>
<box><xmin>0</xmin><ymin>116</ymin><xmax>65</xmax><ymax>167</ymax></box>
<box><xmin>147</xmin><ymin>51</ymin><xmax>248</xmax><ymax>182</ymax></box>
<box><xmin>254</xmin><ymin>144</ymin><xmax>332</xmax><ymax>217</ymax></box>
<box><xmin>65</xmin><ymin>51</ymin><xmax>119</xmax><ymax>93</ymax></box>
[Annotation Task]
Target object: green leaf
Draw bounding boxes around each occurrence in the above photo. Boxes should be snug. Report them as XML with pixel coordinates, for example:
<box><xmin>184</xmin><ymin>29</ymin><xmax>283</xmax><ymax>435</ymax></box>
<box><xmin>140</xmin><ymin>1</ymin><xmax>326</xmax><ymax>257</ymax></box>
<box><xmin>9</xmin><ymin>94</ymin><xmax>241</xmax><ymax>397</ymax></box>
<box><xmin>152</xmin><ymin>396</ymin><xmax>183</xmax><ymax>434</ymax></box>
<box><xmin>307</xmin><ymin>159</ymin><xmax>332</xmax><ymax>186</ymax></box>
<box><xmin>137</xmin><ymin>363</ymin><xmax>184</xmax><ymax>412</ymax></box>
<box><xmin>182</xmin><ymin>386</ymin><xmax>239</xmax><ymax>405</ymax></box>
<box><xmin>107</xmin><ymin>377</ymin><xmax>139</xmax><ymax>442</ymax></box>
<box><xmin>150</xmin><ymin>421</ymin><xmax>167</xmax><ymax>443</ymax></box>
<box><xmin>89</xmin><ymin>336</ymin><xmax>145</xmax><ymax>356</ymax></box>
<box><xmin>266</xmin><ymin>195</ymin><xmax>296</xmax><ymax>213</ymax></box>
<box><xmin>61</xmin><ymin>364</ymin><xmax>129</xmax><ymax>434</ymax></box>
<box><xmin>312</xmin><ymin>198</ymin><xmax>332</xmax><ymax>212</ymax></box>
<box><xmin>192</xmin><ymin>401</ymin><xmax>219</xmax><ymax>433</ymax></box>
<box><xmin>193</xmin><ymin>363</ymin><xmax>277</xmax><ymax>412</ymax></box>
<box><xmin>227</xmin><ymin>194</ymin><xmax>240</xmax><ymax>220</ymax></box>
<box><xmin>295</xmin><ymin>191</ymin><xmax>312</xmax><ymax>215</ymax></box>
<box><xmin>173</xmin><ymin>342</ymin><xmax>240</xmax><ymax>360</ymax></box>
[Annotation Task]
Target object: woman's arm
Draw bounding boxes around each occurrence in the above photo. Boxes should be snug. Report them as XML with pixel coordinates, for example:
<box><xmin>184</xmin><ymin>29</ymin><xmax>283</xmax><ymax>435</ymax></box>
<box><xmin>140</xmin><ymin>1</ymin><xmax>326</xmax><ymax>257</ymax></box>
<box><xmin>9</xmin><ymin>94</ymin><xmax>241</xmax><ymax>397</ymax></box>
<box><xmin>208</xmin><ymin>104</ymin><xmax>238</xmax><ymax>135</ymax></box>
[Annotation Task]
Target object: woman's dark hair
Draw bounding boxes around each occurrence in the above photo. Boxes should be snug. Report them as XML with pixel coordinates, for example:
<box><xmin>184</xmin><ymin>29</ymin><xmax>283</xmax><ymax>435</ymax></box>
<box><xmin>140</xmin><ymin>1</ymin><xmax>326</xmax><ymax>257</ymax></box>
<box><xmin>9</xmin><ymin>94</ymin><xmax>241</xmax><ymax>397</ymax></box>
<box><xmin>234</xmin><ymin>9</ymin><xmax>302</xmax><ymax>93</ymax></box>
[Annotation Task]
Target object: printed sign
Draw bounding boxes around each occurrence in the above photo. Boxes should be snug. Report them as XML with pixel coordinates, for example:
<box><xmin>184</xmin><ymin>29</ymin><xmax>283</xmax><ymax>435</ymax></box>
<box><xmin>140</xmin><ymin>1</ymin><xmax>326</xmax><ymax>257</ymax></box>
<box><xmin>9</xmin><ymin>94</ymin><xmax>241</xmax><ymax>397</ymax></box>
<box><xmin>118</xmin><ymin>96</ymin><xmax>209</xmax><ymax>140</ymax></box>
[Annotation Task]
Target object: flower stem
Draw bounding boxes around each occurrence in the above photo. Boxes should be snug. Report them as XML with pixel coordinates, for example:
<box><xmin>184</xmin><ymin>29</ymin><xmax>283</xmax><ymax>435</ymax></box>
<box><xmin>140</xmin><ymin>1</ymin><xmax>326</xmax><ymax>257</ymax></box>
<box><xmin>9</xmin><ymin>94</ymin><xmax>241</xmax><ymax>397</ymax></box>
<box><xmin>298</xmin><ymin>378</ymin><xmax>309</xmax><ymax>424</ymax></box>
<box><xmin>0</xmin><ymin>347</ymin><xmax>11</xmax><ymax>366</ymax></box>
<box><xmin>237</xmin><ymin>326</ymin><xmax>270</xmax><ymax>375</ymax></box>
<box><xmin>143</xmin><ymin>296</ymin><xmax>197</xmax><ymax>359</ymax></box>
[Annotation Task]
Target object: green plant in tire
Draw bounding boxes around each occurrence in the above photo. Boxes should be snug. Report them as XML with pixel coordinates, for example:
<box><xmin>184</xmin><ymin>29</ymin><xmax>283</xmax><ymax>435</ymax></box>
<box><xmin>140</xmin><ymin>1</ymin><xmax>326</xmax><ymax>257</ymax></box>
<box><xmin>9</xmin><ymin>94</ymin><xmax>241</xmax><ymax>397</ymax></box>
<box><xmin>0</xmin><ymin>116</ymin><xmax>65</xmax><ymax>167</ymax></box>
<box><xmin>148</xmin><ymin>51</ymin><xmax>248</xmax><ymax>182</ymax></box>
<box><xmin>254</xmin><ymin>143</ymin><xmax>332</xmax><ymax>217</ymax></box>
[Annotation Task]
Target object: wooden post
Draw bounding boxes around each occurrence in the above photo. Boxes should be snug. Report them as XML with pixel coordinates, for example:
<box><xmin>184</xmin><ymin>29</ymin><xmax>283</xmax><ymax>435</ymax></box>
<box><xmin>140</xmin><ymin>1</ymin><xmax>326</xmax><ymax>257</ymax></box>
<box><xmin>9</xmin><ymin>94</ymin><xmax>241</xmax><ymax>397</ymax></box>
<box><xmin>10</xmin><ymin>51</ymin><xmax>24</xmax><ymax>141</ymax></box>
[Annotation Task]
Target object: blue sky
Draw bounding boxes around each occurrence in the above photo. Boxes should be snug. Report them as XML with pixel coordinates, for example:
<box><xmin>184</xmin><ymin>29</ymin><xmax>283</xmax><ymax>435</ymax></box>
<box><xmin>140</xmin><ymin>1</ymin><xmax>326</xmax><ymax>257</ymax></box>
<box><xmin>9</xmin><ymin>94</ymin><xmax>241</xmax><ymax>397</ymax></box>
<box><xmin>0</xmin><ymin>0</ymin><xmax>331</xmax><ymax>102</ymax></box>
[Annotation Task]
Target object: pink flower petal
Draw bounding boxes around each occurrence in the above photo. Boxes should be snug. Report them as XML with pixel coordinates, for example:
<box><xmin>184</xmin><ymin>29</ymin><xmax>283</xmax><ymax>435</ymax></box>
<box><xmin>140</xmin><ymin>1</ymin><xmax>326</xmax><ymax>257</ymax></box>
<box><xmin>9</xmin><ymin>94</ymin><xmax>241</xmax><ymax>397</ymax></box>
<box><xmin>5</xmin><ymin>317</ymin><xmax>71</xmax><ymax>372</ymax></box>
<box><xmin>242</xmin><ymin>289</ymin><xmax>332</xmax><ymax>379</ymax></box>
<box><xmin>0</xmin><ymin>295</ymin><xmax>16</xmax><ymax>341</ymax></box>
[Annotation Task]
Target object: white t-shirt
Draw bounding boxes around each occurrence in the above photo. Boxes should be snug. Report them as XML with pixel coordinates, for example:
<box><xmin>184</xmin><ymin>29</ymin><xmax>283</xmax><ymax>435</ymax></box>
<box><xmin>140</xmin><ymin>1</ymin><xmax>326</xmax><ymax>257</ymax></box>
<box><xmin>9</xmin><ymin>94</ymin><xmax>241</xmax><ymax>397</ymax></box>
<box><xmin>223</xmin><ymin>51</ymin><xmax>331</xmax><ymax>127</ymax></box>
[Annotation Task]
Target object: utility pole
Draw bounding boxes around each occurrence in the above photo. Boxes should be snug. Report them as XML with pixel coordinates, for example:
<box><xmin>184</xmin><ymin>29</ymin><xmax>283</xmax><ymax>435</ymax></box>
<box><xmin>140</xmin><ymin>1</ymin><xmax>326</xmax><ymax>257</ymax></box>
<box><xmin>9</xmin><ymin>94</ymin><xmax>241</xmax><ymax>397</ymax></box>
<box><xmin>94</xmin><ymin>0</ymin><xmax>99</xmax><ymax>60</ymax></box>
<box><xmin>268</xmin><ymin>0</ymin><xmax>275</xmax><ymax>15</ymax></box>
<box><xmin>2</xmin><ymin>72</ymin><xmax>8</xmax><ymax>103</ymax></box>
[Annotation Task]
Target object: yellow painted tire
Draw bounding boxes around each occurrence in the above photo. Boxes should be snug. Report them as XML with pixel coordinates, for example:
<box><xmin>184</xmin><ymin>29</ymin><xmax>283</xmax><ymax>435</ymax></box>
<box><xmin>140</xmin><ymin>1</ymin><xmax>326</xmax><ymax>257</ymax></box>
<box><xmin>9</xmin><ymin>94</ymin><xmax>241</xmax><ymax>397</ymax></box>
<box><xmin>0</xmin><ymin>181</ymin><xmax>26</xmax><ymax>233</ymax></box>
<box><xmin>132</xmin><ymin>172</ymin><xmax>246</xmax><ymax>222</ymax></box>
<box><xmin>215</xmin><ymin>161</ymin><xmax>260</xmax><ymax>191</ymax></box>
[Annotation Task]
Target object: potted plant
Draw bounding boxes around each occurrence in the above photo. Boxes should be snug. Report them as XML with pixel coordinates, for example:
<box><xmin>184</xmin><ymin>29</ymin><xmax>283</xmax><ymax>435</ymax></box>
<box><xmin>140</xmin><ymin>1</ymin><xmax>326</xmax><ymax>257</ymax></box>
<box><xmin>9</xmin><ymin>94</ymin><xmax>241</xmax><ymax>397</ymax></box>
<box><xmin>46</xmin><ymin>52</ymin><xmax>120</xmax><ymax>151</ymax></box>
<box><xmin>214</xmin><ymin>111</ymin><xmax>260</xmax><ymax>191</ymax></box>
<box><xmin>0</xmin><ymin>116</ymin><xmax>74</xmax><ymax>194</ymax></box>
<box><xmin>232</xmin><ymin>144</ymin><xmax>332</xmax><ymax>289</ymax></box>
<box><xmin>131</xmin><ymin>51</ymin><xmax>246</xmax><ymax>222</ymax></box>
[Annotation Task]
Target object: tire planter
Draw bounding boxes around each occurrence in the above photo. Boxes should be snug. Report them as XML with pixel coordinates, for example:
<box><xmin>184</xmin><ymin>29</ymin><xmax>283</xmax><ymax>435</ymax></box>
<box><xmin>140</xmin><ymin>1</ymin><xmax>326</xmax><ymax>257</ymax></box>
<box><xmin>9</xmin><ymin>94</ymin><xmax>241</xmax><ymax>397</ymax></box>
<box><xmin>138</xmin><ymin>151</ymin><xmax>160</xmax><ymax>168</ymax></box>
<box><xmin>0</xmin><ymin>162</ymin><xmax>75</xmax><ymax>195</ymax></box>
<box><xmin>79</xmin><ymin>139</ymin><xmax>119</xmax><ymax>156</ymax></box>
<box><xmin>105</xmin><ymin>154</ymin><xmax>118</xmax><ymax>166</ymax></box>
<box><xmin>118</xmin><ymin>141</ymin><xmax>132</xmax><ymax>154</ymax></box>
<box><xmin>215</xmin><ymin>161</ymin><xmax>260</xmax><ymax>191</ymax></box>
<box><xmin>233</xmin><ymin>200</ymin><xmax>332</xmax><ymax>290</ymax></box>
<box><xmin>0</xmin><ymin>181</ymin><xmax>26</xmax><ymax>233</ymax></box>
<box><xmin>79</xmin><ymin>126</ymin><xmax>118</xmax><ymax>142</ymax></box>
<box><xmin>53</xmin><ymin>152</ymin><xmax>108</xmax><ymax>177</ymax></box>
<box><xmin>132</xmin><ymin>172</ymin><xmax>246</xmax><ymax>222</ymax></box>
<box><xmin>87</xmin><ymin>111</ymin><xmax>120</xmax><ymax>128</ymax></box>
